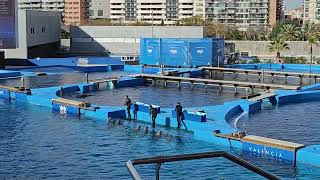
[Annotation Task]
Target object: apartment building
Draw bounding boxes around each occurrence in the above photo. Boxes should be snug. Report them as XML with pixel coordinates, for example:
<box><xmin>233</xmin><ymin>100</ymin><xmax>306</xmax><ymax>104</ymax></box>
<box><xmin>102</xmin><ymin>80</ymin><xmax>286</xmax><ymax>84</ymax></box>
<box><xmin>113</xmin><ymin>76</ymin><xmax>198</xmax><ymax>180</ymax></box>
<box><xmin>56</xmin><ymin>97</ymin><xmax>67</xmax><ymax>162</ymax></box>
<box><xmin>88</xmin><ymin>0</ymin><xmax>110</xmax><ymax>19</ymax></box>
<box><xmin>18</xmin><ymin>0</ymin><xmax>64</xmax><ymax>14</ymax></box>
<box><xmin>303</xmin><ymin>0</ymin><xmax>320</xmax><ymax>23</ymax></box>
<box><xmin>206</xmin><ymin>0</ymin><xmax>283</xmax><ymax>30</ymax></box>
<box><xmin>64</xmin><ymin>0</ymin><xmax>87</xmax><ymax>25</ymax></box>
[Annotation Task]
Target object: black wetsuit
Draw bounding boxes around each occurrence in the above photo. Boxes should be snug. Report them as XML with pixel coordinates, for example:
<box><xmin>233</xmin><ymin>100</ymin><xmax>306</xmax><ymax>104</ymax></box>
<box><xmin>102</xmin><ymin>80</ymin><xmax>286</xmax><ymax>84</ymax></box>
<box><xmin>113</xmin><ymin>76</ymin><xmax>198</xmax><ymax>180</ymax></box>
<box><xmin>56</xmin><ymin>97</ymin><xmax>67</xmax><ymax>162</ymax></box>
<box><xmin>175</xmin><ymin>104</ymin><xmax>183</xmax><ymax>128</ymax></box>
<box><xmin>133</xmin><ymin>103</ymin><xmax>139</xmax><ymax>120</ymax></box>
<box><xmin>150</xmin><ymin>106</ymin><xmax>157</xmax><ymax>128</ymax></box>
<box><xmin>125</xmin><ymin>98</ymin><xmax>132</xmax><ymax>120</ymax></box>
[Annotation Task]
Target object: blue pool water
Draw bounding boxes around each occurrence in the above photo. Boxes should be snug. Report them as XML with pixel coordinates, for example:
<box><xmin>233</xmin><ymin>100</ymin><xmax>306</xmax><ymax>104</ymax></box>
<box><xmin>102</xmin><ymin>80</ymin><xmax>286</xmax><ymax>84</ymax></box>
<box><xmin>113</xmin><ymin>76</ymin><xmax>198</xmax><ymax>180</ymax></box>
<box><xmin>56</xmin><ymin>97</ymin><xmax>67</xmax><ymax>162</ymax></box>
<box><xmin>1</xmin><ymin>99</ymin><xmax>320</xmax><ymax>179</ymax></box>
<box><xmin>64</xmin><ymin>84</ymin><xmax>240</xmax><ymax>107</ymax></box>
<box><xmin>238</xmin><ymin>101</ymin><xmax>320</xmax><ymax>146</ymax></box>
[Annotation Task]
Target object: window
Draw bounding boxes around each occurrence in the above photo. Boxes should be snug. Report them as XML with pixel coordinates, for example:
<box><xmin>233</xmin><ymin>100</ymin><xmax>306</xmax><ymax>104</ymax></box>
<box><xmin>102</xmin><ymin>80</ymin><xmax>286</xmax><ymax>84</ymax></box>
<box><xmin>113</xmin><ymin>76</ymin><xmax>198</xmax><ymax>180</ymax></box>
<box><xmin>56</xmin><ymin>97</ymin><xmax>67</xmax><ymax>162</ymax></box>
<box><xmin>89</xmin><ymin>10</ymin><xmax>94</xmax><ymax>16</ymax></box>
<box><xmin>30</xmin><ymin>27</ymin><xmax>35</xmax><ymax>34</ymax></box>
<box><xmin>98</xmin><ymin>10</ymin><xmax>103</xmax><ymax>16</ymax></box>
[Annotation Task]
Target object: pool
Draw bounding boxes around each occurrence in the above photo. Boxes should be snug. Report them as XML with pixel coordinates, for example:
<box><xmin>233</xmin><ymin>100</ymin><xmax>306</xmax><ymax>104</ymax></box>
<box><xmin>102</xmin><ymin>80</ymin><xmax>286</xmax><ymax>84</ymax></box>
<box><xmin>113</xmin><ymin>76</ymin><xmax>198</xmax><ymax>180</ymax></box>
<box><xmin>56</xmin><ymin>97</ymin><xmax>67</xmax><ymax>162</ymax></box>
<box><xmin>237</xmin><ymin>101</ymin><xmax>320</xmax><ymax>146</ymax></box>
<box><xmin>1</xmin><ymin>99</ymin><xmax>320</xmax><ymax>179</ymax></box>
<box><xmin>64</xmin><ymin>84</ymin><xmax>240</xmax><ymax>107</ymax></box>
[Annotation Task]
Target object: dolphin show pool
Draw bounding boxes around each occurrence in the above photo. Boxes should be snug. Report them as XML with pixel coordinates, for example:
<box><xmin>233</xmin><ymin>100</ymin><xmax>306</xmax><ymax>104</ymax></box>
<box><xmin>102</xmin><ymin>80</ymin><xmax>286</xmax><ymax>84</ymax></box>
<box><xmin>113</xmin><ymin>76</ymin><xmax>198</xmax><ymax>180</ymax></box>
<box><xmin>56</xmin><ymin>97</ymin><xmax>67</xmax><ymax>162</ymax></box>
<box><xmin>1</xmin><ymin>60</ymin><xmax>320</xmax><ymax>179</ymax></box>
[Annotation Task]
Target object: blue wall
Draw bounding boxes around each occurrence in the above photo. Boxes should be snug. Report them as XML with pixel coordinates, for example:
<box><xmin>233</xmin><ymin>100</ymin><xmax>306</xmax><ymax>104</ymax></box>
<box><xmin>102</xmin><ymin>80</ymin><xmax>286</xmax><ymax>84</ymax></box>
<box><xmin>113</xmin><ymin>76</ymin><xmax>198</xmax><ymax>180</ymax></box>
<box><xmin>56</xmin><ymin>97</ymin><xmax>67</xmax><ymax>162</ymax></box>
<box><xmin>140</xmin><ymin>38</ymin><xmax>224</xmax><ymax>67</ymax></box>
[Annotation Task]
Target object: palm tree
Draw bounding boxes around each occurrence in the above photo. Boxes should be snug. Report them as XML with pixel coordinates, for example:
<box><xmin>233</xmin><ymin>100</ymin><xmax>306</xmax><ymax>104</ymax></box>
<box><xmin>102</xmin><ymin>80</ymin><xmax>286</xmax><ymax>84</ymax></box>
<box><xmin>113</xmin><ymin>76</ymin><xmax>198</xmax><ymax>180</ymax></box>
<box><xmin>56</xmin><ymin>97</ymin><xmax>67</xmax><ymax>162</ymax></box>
<box><xmin>303</xmin><ymin>22</ymin><xmax>320</xmax><ymax>72</ymax></box>
<box><xmin>280</xmin><ymin>24</ymin><xmax>301</xmax><ymax>41</ymax></box>
<box><xmin>269</xmin><ymin>37</ymin><xmax>290</xmax><ymax>63</ymax></box>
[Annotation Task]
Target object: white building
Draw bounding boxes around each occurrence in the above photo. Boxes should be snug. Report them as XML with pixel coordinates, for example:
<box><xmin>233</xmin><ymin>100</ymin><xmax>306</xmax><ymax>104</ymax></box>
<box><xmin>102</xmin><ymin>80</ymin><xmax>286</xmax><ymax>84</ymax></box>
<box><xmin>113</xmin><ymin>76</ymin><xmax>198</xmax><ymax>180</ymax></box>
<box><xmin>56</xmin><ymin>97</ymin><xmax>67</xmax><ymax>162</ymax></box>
<box><xmin>303</xmin><ymin>0</ymin><xmax>320</xmax><ymax>23</ymax></box>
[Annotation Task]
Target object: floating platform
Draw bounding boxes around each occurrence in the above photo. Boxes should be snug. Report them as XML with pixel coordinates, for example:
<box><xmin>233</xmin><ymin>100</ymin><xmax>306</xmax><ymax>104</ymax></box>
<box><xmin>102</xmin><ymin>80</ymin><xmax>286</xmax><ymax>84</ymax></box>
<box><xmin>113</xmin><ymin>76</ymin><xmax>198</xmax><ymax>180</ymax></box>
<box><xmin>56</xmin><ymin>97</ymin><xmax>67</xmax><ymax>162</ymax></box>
<box><xmin>201</xmin><ymin>67</ymin><xmax>320</xmax><ymax>83</ymax></box>
<box><xmin>131</xmin><ymin>74</ymin><xmax>300</xmax><ymax>90</ymax></box>
<box><xmin>243</xmin><ymin>135</ymin><xmax>304</xmax><ymax>152</ymax></box>
<box><xmin>52</xmin><ymin>98</ymin><xmax>98</xmax><ymax>114</ymax></box>
<box><xmin>214</xmin><ymin>132</ymin><xmax>304</xmax><ymax>162</ymax></box>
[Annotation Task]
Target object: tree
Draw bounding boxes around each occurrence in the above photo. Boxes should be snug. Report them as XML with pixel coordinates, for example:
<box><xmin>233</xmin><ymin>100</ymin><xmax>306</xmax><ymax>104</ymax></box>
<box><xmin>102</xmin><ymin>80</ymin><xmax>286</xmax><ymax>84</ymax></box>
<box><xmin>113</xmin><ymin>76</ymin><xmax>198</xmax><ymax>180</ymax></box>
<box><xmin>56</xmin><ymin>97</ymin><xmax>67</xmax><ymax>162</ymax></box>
<box><xmin>268</xmin><ymin>37</ymin><xmax>290</xmax><ymax>63</ymax></box>
<box><xmin>280</xmin><ymin>24</ymin><xmax>301</xmax><ymax>41</ymax></box>
<box><xmin>303</xmin><ymin>22</ymin><xmax>320</xmax><ymax>72</ymax></box>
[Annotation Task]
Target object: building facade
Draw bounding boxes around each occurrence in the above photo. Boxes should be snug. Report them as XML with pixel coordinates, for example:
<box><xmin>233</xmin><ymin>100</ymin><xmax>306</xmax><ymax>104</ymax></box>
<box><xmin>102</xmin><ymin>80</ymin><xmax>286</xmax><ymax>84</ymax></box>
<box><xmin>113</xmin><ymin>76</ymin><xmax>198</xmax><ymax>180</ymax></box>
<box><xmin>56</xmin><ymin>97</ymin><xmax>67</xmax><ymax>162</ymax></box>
<box><xmin>64</xmin><ymin>0</ymin><xmax>87</xmax><ymax>25</ymax></box>
<box><xmin>0</xmin><ymin>10</ymin><xmax>61</xmax><ymax>59</ymax></box>
<box><xmin>206</xmin><ymin>0</ymin><xmax>283</xmax><ymax>30</ymax></box>
<box><xmin>18</xmin><ymin>0</ymin><xmax>64</xmax><ymax>14</ymax></box>
<box><xmin>303</xmin><ymin>0</ymin><xmax>320</xmax><ymax>23</ymax></box>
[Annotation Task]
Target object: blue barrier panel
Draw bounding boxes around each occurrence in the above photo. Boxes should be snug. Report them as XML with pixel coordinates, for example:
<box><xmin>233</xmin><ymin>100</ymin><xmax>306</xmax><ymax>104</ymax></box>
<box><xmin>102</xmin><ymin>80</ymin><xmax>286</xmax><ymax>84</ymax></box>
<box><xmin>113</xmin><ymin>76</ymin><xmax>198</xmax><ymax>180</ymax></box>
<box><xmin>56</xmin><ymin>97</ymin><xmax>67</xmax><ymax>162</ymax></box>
<box><xmin>189</xmin><ymin>39</ymin><xmax>213</xmax><ymax>66</ymax></box>
<box><xmin>52</xmin><ymin>102</ymin><xmax>80</xmax><ymax>115</ymax></box>
<box><xmin>143</xmin><ymin>67</ymin><xmax>160</xmax><ymax>74</ymax></box>
<box><xmin>108</xmin><ymin>110</ymin><xmax>126</xmax><ymax>119</ymax></box>
<box><xmin>111</xmin><ymin>65</ymin><xmax>124</xmax><ymax>70</ymax></box>
<box><xmin>116</xmin><ymin>77</ymin><xmax>145</xmax><ymax>88</ymax></box>
<box><xmin>133</xmin><ymin>102</ymin><xmax>160</xmax><ymax>114</ymax></box>
<box><xmin>0</xmin><ymin>89</ymin><xmax>10</xmax><ymax>99</ymax></box>
<box><xmin>171</xmin><ymin>110</ymin><xmax>206</xmax><ymax>122</ymax></box>
<box><xmin>140</xmin><ymin>38</ymin><xmax>160</xmax><ymax>65</ymax></box>
<box><xmin>242</xmin><ymin>142</ymin><xmax>294</xmax><ymax>162</ymax></box>
<box><xmin>80</xmin><ymin>84</ymin><xmax>98</xmax><ymax>93</ymax></box>
<box><xmin>160</xmin><ymin>39</ymin><xmax>188</xmax><ymax>67</ymax></box>
<box><xmin>87</xmin><ymin>57</ymin><xmax>123</xmax><ymax>65</ymax></box>
<box><xmin>212</xmin><ymin>38</ymin><xmax>225</xmax><ymax>66</ymax></box>
<box><xmin>124</xmin><ymin>65</ymin><xmax>142</xmax><ymax>72</ymax></box>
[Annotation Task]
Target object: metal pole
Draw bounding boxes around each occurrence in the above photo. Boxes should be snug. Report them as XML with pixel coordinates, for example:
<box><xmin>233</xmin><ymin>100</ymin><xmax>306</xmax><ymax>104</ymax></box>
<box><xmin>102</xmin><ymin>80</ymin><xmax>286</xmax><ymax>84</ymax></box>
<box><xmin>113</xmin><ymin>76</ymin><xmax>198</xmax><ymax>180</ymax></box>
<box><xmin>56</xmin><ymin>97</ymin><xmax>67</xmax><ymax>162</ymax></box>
<box><xmin>86</xmin><ymin>73</ymin><xmax>89</xmax><ymax>84</ymax></box>
<box><xmin>21</xmin><ymin>77</ymin><xmax>25</xmax><ymax>87</ymax></box>
<box><xmin>155</xmin><ymin>163</ymin><xmax>161</xmax><ymax>180</ymax></box>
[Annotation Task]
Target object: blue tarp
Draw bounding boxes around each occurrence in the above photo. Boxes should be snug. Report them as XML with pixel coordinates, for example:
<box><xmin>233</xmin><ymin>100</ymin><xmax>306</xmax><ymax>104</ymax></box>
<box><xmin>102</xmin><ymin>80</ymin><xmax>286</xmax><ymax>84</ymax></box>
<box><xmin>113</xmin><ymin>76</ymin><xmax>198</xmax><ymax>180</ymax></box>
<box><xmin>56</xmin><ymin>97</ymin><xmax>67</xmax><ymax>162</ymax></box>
<box><xmin>140</xmin><ymin>38</ymin><xmax>224</xmax><ymax>67</ymax></box>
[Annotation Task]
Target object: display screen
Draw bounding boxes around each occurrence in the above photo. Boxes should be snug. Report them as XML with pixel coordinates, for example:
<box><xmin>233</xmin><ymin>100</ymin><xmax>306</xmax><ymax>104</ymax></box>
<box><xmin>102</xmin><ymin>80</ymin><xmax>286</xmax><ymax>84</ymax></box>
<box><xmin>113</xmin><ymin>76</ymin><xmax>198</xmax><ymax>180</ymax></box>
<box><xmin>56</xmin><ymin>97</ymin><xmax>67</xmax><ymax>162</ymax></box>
<box><xmin>0</xmin><ymin>0</ymin><xmax>17</xmax><ymax>49</ymax></box>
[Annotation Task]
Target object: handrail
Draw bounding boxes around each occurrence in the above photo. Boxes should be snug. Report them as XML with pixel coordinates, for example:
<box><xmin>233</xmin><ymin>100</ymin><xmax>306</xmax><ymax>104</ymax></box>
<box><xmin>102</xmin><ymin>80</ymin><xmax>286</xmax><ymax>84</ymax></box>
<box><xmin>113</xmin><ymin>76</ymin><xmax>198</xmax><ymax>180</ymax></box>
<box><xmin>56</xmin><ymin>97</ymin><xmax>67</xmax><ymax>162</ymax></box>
<box><xmin>126</xmin><ymin>151</ymin><xmax>280</xmax><ymax>180</ymax></box>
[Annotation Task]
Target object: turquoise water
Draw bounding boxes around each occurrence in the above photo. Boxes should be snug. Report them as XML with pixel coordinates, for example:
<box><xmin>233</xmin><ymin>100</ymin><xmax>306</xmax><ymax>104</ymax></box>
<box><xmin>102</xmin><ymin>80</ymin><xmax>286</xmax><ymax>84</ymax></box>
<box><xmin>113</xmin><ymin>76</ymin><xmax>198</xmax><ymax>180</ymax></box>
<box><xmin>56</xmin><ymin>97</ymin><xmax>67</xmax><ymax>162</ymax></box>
<box><xmin>238</xmin><ymin>101</ymin><xmax>320</xmax><ymax>146</ymax></box>
<box><xmin>1</xmin><ymin>99</ymin><xmax>320</xmax><ymax>179</ymax></box>
<box><xmin>64</xmin><ymin>84</ymin><xmax>239</xmax><ymax>107</ymax></box>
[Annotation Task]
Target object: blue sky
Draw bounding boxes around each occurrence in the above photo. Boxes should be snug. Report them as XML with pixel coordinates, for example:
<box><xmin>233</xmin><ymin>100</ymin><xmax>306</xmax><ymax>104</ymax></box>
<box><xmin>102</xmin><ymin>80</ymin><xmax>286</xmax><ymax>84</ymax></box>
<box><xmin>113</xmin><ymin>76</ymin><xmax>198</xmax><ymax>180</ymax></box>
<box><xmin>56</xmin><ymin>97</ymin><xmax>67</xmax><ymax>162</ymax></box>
<box><xmin>285</xmin><ymin>0</ymin><xmax>303</xmax><ymax>10</ymax></box>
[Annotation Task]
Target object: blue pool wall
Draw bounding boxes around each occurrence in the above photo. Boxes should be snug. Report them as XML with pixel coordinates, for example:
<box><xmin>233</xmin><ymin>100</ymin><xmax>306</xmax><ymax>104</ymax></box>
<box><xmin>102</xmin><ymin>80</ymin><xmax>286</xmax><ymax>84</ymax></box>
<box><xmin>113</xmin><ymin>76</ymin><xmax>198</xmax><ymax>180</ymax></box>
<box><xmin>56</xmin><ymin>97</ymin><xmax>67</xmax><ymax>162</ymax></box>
<box><xmin>28</xmin><ymin>57</ymin><xmax>124</xmax><ymax>66</ymax></box>
<box><xmin>0</xmin><ymin>70</ymin><xmax>21</xmax><ymax>78</ymax></box>
<box><xmin>226</xmin><ymin>63</ymin><xmax>320</xmax><ymax>72</ymax></box>
<box><xmin>2</xmin><ymin>64</ymin><xmax>320</xmax><ymax>166</ymax></box>
<box><xmin>5</xmin><ymin>75</ymin><xmax>320</xmax><ymax>166</ymax></box>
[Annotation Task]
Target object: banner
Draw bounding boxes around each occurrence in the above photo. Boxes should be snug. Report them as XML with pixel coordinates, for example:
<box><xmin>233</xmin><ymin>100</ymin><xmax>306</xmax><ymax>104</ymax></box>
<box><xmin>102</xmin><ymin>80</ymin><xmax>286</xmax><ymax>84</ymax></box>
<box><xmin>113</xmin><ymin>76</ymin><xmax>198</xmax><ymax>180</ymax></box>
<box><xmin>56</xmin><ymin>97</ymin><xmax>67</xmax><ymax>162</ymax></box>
<box><xmin>0</xmin><ymin>0</ymin><xmax>18</xmax><ymax>49</ymax></box>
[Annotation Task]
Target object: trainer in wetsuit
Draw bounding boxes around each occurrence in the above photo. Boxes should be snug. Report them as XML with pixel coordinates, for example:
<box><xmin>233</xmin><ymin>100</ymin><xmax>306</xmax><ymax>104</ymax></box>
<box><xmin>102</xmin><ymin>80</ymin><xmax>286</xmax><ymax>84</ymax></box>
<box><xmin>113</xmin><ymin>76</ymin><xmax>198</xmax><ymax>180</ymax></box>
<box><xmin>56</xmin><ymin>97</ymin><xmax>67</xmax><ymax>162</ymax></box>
<box><xmin>175</xmin><ymin>102</ymin><xmax>183</xmax><ymax>129</ymax></box>
<box><xmin>149</xmin><ymin>105</ymin><xmax>158</xmax><ymax>129</ymax></box>
<box><xmin>124</xmin><ymin>95</ymin><xmax>132</xmax><ymax>120</ymax></box>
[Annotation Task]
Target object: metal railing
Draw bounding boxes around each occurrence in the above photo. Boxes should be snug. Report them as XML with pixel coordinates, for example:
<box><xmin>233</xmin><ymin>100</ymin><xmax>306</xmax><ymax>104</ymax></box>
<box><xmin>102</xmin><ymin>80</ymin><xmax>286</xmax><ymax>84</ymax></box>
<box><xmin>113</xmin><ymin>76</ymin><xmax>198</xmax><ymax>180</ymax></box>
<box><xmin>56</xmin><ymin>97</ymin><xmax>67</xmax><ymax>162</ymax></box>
<box><xmin>126</xmin><ymin>151</ymin><xmax>280</xmax><ymax>180</ymax></box>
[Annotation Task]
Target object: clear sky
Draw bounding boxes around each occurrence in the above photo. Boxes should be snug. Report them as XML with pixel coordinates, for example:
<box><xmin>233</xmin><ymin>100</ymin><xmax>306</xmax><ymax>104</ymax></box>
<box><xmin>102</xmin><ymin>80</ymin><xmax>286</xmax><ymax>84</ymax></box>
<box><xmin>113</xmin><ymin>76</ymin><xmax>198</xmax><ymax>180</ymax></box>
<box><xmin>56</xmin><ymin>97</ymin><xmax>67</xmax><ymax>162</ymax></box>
<box><xmin>285</xmin><ymin>0</ymin><xmax>303</xmax><ymax>10</ymax></box>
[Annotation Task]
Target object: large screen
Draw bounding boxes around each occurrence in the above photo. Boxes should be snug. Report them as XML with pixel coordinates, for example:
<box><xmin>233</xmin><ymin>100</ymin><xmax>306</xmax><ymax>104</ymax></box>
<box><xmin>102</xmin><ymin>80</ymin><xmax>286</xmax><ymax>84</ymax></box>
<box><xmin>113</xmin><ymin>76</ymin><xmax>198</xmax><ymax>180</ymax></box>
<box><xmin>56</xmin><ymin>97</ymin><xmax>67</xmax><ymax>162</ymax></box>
<box><xmin>0</xmin><ymin>0</ymin><xmax>18</xmax><ymax>49</ymax></box>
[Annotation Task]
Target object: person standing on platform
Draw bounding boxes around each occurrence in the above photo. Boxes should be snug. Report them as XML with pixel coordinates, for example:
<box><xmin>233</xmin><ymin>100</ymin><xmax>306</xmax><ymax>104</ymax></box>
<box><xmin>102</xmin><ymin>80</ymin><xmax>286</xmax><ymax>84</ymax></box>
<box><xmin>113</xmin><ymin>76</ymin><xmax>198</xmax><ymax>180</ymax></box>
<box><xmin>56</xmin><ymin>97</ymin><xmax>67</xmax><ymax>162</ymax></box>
<box><xmin>175</xmin><ymin>102</ymin><xmax>183</xmax><ymax>129</ymax></box>
<box><xmin>124</xmin><ymin>95</ymin><xmax>132</xmax><ymax>120</ymax></box>
<box><xmin>149</xmin><ymin>105</ymin><xmax>158</xmax><ymax>129</ymax></box>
